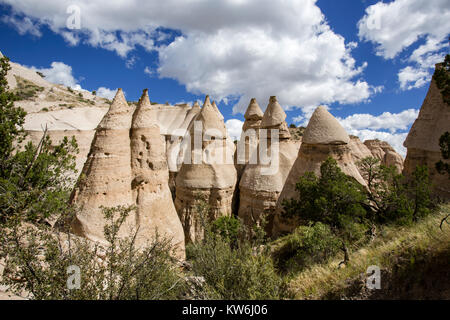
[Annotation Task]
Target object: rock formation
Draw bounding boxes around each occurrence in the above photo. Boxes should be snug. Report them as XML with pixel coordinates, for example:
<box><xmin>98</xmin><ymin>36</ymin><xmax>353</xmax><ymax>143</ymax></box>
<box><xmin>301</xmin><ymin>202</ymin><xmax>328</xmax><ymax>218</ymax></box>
<box><xmin>130</xmin><ymin>89</ymin><xmax>185</xmax><ymax>257</ymax></box>
<box><xmin>70</xmin><ymin>88</ymin><xmax>135</xmax><ymax>243</ymax></box>
<box><xmin>403</xmin><ymin>63</ymin><xmax>450</xmax><ymax>199</ymax></box>
<box><xmin>349</xmin><ymin>135</ymin><xmax>373</xmax><ymax>164</ymax></box>
<box><xmin>272</xmin><ymin>106</ymin><xmax>367</xmax><ymax>236</ymax></box>
<box><xmin>238</xmin><ymin>96</ymin><xmax>300</xmax><ymax>233</ymax></box>
<box><xmin>364</xmin><ymin>139</ymin><xmax>404</xmax><ymax>173</ymax></box>
<box><xmin>175</xmin><ymin>96</ymin><xmax>237</xmax><ymax>243</ymax></box>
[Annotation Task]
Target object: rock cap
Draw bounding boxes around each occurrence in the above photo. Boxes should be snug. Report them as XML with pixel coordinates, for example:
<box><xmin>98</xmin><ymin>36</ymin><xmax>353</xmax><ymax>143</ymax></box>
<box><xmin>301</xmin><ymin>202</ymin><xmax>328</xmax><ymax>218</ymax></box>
<box><xmin>302</xmin><ymin>106</ymin><xmax>349</xmax><ymax>145</ymax></box>
<box><xmin>261</xmin><ymin>96</ymin><xmax>286</xmax><ymax>128</ymax></box>
<box><xmin>244</xmin><ymin>98</ymin><xmax>264</xmax><ymax>121</ymax></box>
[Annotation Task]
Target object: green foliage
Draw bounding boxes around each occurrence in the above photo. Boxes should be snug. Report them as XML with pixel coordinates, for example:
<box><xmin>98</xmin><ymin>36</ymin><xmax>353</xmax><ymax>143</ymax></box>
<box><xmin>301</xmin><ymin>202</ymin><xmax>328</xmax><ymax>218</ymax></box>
<box><xmin>358</xmin><ymin>157</ymin><xmax>434</xmax><ymax>225</ymax></box>
<box><xmin>91</xmin><ymin>90</ymin><xmax>96</xmax><ymax>95</ymax></box>
<box><xmin>187</xmin><ymin>200</ymin><xmax>286</xmax><ymax>299</ymax></box>
<box><xmin>187</xmin><ymin>231</ymin><xmax>286</xmax><ymax>299</ymax></box>
<box><xmin>289</xmin><ymin>123</ymin><xmax>296</xmax><ymax>128</ymax></box>
<box><xmin>211</xmin><ymin>216</ymin><xmax>240</xmax><ymax>243</ymax></box>
<box><xmin>0</xmin><ymin>206</ymin><xmax>185</xmax><ymax>300</ymax></box>
<box><xmin>282</xmin><ymin>157</ymin><xmax>368</xmax><ymax>245</ymax></box>
<box><xmin>13</xmin><ymin>76</ymin><xmax>45</xmax><ymax>101</ymax></box>
<box><xmin>0</xmin><ymin>56</ymin><xmax>79</xmax><ymax>225</ymax></box>
<box><xmin>36</xmin><ymin>71</ymin><xmax>44</xmax><ymax>78</ymax></box>
<box><xmin>273</xmin><ymin>222</ymin><xmax>341</xmax><ymax>274</ymax></box>
<box><xmin>436</xmin><ymin>131</ymin><xmax>450</xmax><ymax>178</ymax></box>
<box><xmin>432</xmin><ymin>54</ymin><xmax>450</xmax><ymax>105</ymax></box>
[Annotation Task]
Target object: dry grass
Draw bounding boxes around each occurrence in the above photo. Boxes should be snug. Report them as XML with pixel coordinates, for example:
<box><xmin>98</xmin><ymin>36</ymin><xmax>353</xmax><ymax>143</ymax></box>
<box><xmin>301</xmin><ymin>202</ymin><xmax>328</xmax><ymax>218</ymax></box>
<box><xmin>287</xmin><ymin>203</ymin><xmax>450</xmax><ymax>299</ymax></box>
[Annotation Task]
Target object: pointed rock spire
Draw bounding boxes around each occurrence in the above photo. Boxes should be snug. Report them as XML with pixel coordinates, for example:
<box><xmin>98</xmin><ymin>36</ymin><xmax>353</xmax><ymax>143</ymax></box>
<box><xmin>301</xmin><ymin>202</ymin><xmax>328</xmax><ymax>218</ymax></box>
<box><xmin>244</xmin><ymin>98</ymin><xmax>264</xmax><ymax>121</ymax></box>
<box><xmin>196</xmin><ymin>95</ymin><xmax>227</xmax><ymax>136</ymax></box>
<box><xmin>212</xmin><ymin>100</ymin><xmax>224</xmax><ymax>120</ymax></box>
<box><xmin>132</xmin><ymin>89</ymin><xmax>156</xmax><ymax>129</ymax></box>
<box><xmin>302</xmin><ymin>106</ymin><xmax>349</xmax><ymax>145</ymax></box>
<box><xmin>261</xmin><ymin>96</ymin><xmax>287</xmax><ymax>128</ymax></box>
<box><xmin>99</xmin><ymin>88</ymin><xmax>132</xmax><ymax>130</ymax></box>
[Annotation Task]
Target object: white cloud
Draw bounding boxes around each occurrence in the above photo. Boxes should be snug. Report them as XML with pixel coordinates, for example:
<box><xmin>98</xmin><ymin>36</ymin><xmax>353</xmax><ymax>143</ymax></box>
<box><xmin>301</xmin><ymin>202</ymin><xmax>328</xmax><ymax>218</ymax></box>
<box><xmin>96</xmin><ymin>87</ymin><xmax>118</xmax><ymax>100</ymax></box>
<box><xmin>225</xmin><ymin>119</ymin><xmax>244</xmax><ymax>141</ymax></box>
<box><xmin>2</xmin><ymin>0</ymin><xmax>379</xmax><ymax>114</ymax></box>
<box><xmin>337</xmin><ymin>109</ymin><xmax>419</xmax><ymax>133</ymax></box>
<box><xmin>1</xmin><ymin>15</ymin><xmax>41</xmax><ymax>37</ymax></box>
<box><xmin>31</xmin><ymin>61</ymin><xmax>81</xmax><ymax>89</ymax></box>
<box><xmin>348</xmin><ymin>129</ymin><xmax>409</xmax><ymax>158</ymax></box>
<box><xmin>358</xmin><ymin>0</ymin><xmax>450</xmax><ymax>90</ymax></box>
<box><xmin>144</xmin><ymin>66</ymin><xmax>155</xmax><ymax>77</ymax></box>
<box><xmin>30</xmin><ymin>61</ymin><xmax>118</xmax><ymax>99</ymax></box>
<box><xmin>336</xmin><ymin>108</ymin><xmax>419</xmax><ymax>156</ymax></box>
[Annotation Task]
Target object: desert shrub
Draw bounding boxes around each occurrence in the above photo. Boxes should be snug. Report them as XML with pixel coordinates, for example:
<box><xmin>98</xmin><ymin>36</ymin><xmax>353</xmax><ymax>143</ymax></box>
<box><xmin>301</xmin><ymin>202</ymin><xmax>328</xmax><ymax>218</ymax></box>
<box><xmin>186</xmin><ymin>202</ymin><xmax>286</xmax><ymax>299</ymax></box>
<box><xmin>211</xmin><ymin>216</ymin><xmax>240</xmax><ymax>244</ymax></box>
<box><xmin>187</xmin><ymin>231</ymin><xmax>286</xmax><ymax>299</ymax></box>
<box><xmin>273</xmin><ymin>222</ymin><xmax>341</xmax><ymax>273</ymax></box>
<box><xmin>0</xmin><ymin>206</ymin><xmax>185</xmax><ymax>300</ymax></box>
<box><xmin>0</xmin><ymin>56</ymin><xmax>79</xmax><ymax>225</ymax></box>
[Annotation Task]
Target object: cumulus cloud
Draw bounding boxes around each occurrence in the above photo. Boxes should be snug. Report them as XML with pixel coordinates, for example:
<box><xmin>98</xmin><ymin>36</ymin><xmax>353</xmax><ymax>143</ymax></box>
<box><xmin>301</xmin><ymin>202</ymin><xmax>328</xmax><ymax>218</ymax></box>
<box><xmin>31</xmin><ymin>61</ymin><xmax>82</xmax><ymax>90</ymax></box>
<box><xmin>96</xmin><ymin>87</ymin><xmax>118</xmax><ymax>100</ymax></box>
<box><xmin>337</xmin><ymin>109</ymin><xmax>419</xmax><ymax>133</ymax></box>
<box><xmin>358</xmin><ymin>0</ymin><xmax>450</xmax><ymax>90</ymax></box>
<box><xmin>2</xmin><ymin>0</ymin><xmax>378</xmax><ymax>114</ymax></box>
<box><xmin>225</xmin><ymin>119</ymin><xmax>244</xmax><ymax>141</ymax></box>
<box><xmin>337</xmin><ymin>109</ymin><xmax>419</xmax><ymax>156</ymax></box>
<box><xmin>30</xmin><ymin>61</ymin><xmax>118</xmax><ymax>99</ymax></box>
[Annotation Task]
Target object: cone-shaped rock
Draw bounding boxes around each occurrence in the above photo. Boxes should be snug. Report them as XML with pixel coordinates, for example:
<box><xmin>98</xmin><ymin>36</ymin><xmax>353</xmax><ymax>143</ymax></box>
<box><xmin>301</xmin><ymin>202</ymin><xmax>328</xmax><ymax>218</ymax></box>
<box><xmin>243</xmin><ymin>98</ymin><xmax>264</xmax><ymax>131</ymax></box>
<box><xmin>403</xmin><ymin>62</ymin><xmax>450</xmax><ymax>199</ymax></box>
<box><xmin>212</xmin><ymin>100</ymin><xmax>224</xmax><ymax>120</ymax></box>
<box><xmin>272</xmin><ymin>106</ymin><xmax>366</xmax><ymax>236</ymax></box>
<box><xmin>238</xmin><ymin>97</ymin><xmax>301</xmax><ymax>234</ymax></box>
<box><xmin>302</xmin><ymin>106</ymin><xmax>350</xmax><ymax>145</ymax></box>
<box><xmin>130</xmin><ymin>89</ymin><xmax>185</xmax><ymax>258</ymax></box>
<box><xmin>175</xmin><ymin>95</ymin><xmax>237</xmax><ymax>243</ymax></box>
<box><xmin>70</xmin><ymin>89</ymin><xmax>135</xmax><ymax>243</ymax></box>
<box><xmin>261</xmin><ymin>96</ymin><xmax>290</xmax><ymax>139</ymax></box>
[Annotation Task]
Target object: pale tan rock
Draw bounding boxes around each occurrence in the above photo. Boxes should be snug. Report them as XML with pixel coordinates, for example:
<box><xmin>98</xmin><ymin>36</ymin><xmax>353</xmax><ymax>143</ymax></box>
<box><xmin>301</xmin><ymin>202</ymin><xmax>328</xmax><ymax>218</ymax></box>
<box><xmin>349</xmin><ymin>135</ymin><xmax>373</xmax><ymax>163</ymax></box>
<box><xmin>404</xmin><ymin>63</ymin><xmax>450</xmax><ymax>199</ymax></box>
<box><xmin>302</xmin><ymin>106</ymin><xmax>350</xmax><ymax>145</ymax></box>
<box><xmin>238</xmin><ymin>97</ymin><xmax>301</xmax><ymax>234</ymax></box>
<box><xmin>272</xmin><ymin>106</ymin><xmax>366</xmax><ymax>236</ymax></box>
<box><xmin>364</xmin><ymin>139</ymin><xmax>404</xmax><ymax>173</ymax></box>
<box><xmin>130</xmin><ymin>89</ymin><xmax>185</xmax><ymax>258</ymax></box>
<box><xmin>243</xmin><ymin>98</ymin><xmax>264</xmax><ymax>132</ymax></box>
<box><xmin>175</xmin><ymin>96</ymin><xmax>237</xmax><ymax>243</ymax></box>
<box><xmin>261</xmin><ymin>96</ymin><xmax>291</xmax><ymax>139</ymax></box>
<box><xmin>70</xmin><ymin>89</ymin><xmax>135</xmax><ymax>244</ymax></box>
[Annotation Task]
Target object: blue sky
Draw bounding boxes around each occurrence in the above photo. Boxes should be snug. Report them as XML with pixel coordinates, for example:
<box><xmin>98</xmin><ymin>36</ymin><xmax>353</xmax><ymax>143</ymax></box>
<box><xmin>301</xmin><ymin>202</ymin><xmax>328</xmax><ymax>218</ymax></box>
<box><xmin>0</xmin><ymin>0</ymin><xmax>449</xmax><ymax>155</ymax></box>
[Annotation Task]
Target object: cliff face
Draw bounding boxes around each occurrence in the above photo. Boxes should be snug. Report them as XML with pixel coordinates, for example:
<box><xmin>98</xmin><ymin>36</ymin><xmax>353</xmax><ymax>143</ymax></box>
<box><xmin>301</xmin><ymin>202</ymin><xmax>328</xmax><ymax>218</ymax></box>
<box><xmin>403</xmin><ymin>64</ymin><xmax>450</xmax><ymax>199</ymax></box>
<box><xmin>364</xmin><ymin>139</ymin><xmax>403</xmax><ymax>173</ymax></box>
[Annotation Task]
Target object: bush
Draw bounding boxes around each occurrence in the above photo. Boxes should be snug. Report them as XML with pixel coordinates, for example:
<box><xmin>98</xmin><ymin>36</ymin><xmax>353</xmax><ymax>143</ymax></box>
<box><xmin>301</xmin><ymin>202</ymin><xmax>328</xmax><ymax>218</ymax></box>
<box><xmin>0</xmin><ymin>206</ymin><xmax>185</xmax><ymax>300</ymax></box>
<box><xmin>211</xmin><ymin>216</ymin><xmax>240</xmax><ymax>244</ymax></box>
<box><xmin>186</xmin><ymin>231</ymin><xmax>286</xmax><ymax>299</ymax></box>
<box><xmin>0</xmin><ymin>56</ymin><xmax>79</xmax><ymax>226</ymax></box>
<box><xmin>273</xmin><ymin>222</ymin><xmax>341</xmax><ymax>273</ymax></box>
<box><xmin>283</xmin><ymin>157</ymin><xmax>368</xmax><ymax>249</ymax></box>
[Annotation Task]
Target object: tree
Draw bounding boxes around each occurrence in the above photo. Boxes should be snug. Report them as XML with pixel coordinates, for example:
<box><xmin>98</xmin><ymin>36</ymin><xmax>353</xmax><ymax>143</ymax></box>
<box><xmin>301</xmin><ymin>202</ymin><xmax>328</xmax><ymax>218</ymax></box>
<box><xmin>282</xmin><ymin>157</ymin><xmax>368</xmax><ymax>264</ymax></box>
<box><xmin>436</xmin><ymin>131</ymin><xmax>450</xmax><ymax>178</ymax></box>
<box><xmin>0</xmin><ymin>56</ymin><xmax>79</xmax><ymax>225</ymax></box>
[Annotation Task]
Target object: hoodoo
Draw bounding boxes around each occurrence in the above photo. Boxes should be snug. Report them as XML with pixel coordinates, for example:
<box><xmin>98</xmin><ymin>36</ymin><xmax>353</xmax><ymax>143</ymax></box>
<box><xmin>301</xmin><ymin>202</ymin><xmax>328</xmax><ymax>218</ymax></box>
<box><xmin>70</xmin><ymin>89</ymin><xmax>135</xmax><ymax>243</ymax></box>
<box><xmin>238</xmin><ymin>96</ymin><xmax>300</xmax><ymax>233</ymax></box>
<box><xmin>175</xmin><ymin>96</ymin><xmax>237</xmax><ymax>243</ymax></box>
<box><xmin>403</xmin><ymin>62</ymin><xmax>450</xmax><ymax>199</ymax></box>
<box><xmin>272</xmin><ymin>106</ymin><xmax>366</xmax><ymax>236</ymax></box>
<box><xmin>130</xmin><ymin>89</ymin><xmax>185</xmax><ymax>257</ymax></box>
<box><xmin>364</xmin><ymin>139</ymin><xmax>404</xmax><ymax>173</ymax></box>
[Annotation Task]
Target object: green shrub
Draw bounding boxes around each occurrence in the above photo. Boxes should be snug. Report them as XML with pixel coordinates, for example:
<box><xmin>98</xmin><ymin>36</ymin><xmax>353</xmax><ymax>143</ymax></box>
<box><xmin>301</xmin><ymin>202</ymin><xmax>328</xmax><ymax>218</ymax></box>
<box><xmin>0</xmin><ymin>206</ymin><xmax>185</xmax><ymax>300</ymax></box>
<box><xmin>273</xmin><ymin>222</ymin><xmax>341</xmax><ymax>274</ymax></box>
<box><xmin>211</xmin><ymin>216</ymin><xmax>240</xmax><ymax>244</ymax></box>
<box><xmin>186</xmin><ymin>231</ymin><xmax>286</xmax><ymax>299</ymax></box>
